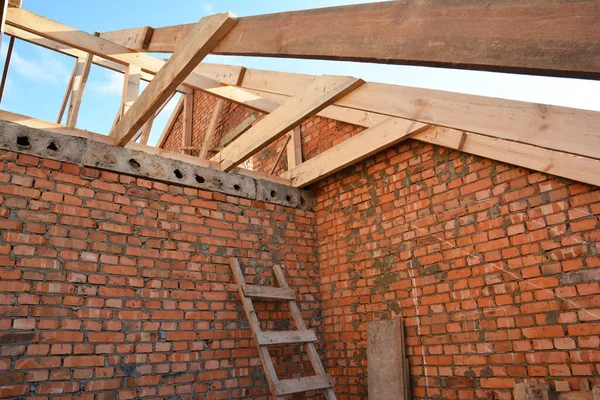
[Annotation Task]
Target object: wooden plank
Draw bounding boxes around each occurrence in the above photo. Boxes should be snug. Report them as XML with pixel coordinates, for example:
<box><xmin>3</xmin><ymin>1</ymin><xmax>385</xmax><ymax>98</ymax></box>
<box><xmin>337</xmin><ymin>82</ymin><xmax>600</xmax><ymax>161</ymax></box>
<box><xmin>286</xmin><ymin>126</ymin><xmax>302</xmax><ymax>170</ymax></box>
<box><xmin>98</xmin><ymin>26</ymin><xmax>154</xmax><ymax>50</ymax></box>
<box><xmin>112</xmin><ymin>13</ymin><xmax>237</xmax><ymax>146</ymax></box>
<box><xmin>0</xmin><ymin>35</ymin><xmax>15</xmax><ymax>103</ymax></box>
<box><xmin>146</xmin><ymin>1</ymin><xmax>600</xmax><ymax>79</ymax></box>
<box><xmin>218</xmin><ymin>112</ymin><xmax>257</xmax><ymax>148</ymax></box>
<box><xmin>368</xmin><ymin>319</ymin><xmax>407</xmax><ymax>400</ymax></box>
<box><xmin>57</xmin><ymin>60</ymin><xmax>77</xmax><ymax>124</ymax></box>
<box><xmin>240</xmin><ymin>67</ymin><xmax>600</xmax><ymax>161</ymax></box>
<box><xmin>276</xmin><ymin>375</ymin><xmax>334</xmax><ymax>396</ymax></box>
<box><xmin>133</xmin><ymin>92</ymin><xmax>176</xmax><ymax>143</ymax></box>
<box><xmin>243</xmin><ymin>284</ymin><xmax>295</xmax><ymax>301</ymax></box>
<box><xmin>4</xmin><ymin>9</ymin><xmax>235</xmax><ymax>96</ymax></box>
<box><xmin>121</xmin><ymin>64</ymin><xmax>141</xmax><ymax>116</ymax></box>
<box><xmin>0</xmin><ymin>0</ymin><xmax>8</xmax><ymax>37</ymax></box>
<box><xmin>270</xmin><ymin>134</ymin><xmax>291</xmax><ymax>175</ymax></box>
<box><xmin>66</xmin><ymin>53</ymin><xmax>92</xmax><ymax>128</ymax></box>
<box><xmin>155</xmin><ymin>95</ymin><xmax>184</xmax><ymax>148</ymax></box>
<box><xmin>4</xmin><ymin>26</ymin><xmax>190</xmax><ymax>94</ymax></box>
<box><xmin>256</xmin><ymin>330</ymin><xmax>317</xmax><ymax>346</ymax></box>
<box><xmin>182</xmin><ymin>92</ymin><xmax>193</xmax><ymax>154</ymax></box>
<box><xmin>284</xmin><ymin>118</ymin><xmax>429</xmax><ymax>187</ymax></box>
<box><xmin>199</xmin><ymin>98</ymin><xmax>224</xmax><ymax>159</ymax></box>
<box><xmin>213</xmin><ymin>75</ymin><xmax>364</xmax><ymax>171</ymax></box>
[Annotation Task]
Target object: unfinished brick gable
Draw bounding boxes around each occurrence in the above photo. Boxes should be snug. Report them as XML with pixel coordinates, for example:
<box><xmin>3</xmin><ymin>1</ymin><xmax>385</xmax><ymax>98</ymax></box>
<box><xmin>0</xmin><ymin>150</ymin><xmax>323</xmax><ymax>399</ymax></box>
<box><xmin>313</xmin><ymin>140</ymin><xmax>600</xmax><ymax>399</ymax></box>
<box><xmin>160</xmin><ymin>91</ymin><xmax>366</xmax><ymax>177</ymax></box>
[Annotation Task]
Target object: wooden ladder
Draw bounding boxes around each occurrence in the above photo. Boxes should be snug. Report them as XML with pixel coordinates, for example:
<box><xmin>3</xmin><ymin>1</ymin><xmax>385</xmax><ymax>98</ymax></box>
<box><xmin>230</xmin><ymin>258</ymin><xmax>337</xmax><ymax>400</ymax></box>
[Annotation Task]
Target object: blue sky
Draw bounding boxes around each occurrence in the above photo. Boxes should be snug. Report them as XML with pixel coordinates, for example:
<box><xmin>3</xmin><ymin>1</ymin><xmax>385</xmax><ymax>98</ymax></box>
<box><xmin>1</xmin><ymin>1</ymin><xmax>599</xmax><ymax>147</ymax></box>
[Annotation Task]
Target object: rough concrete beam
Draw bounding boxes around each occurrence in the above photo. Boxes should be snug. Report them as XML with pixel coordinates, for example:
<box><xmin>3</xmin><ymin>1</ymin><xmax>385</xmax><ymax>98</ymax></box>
<box><xmin>0</xmin><ymin>120</ymin><xmax>315</xmax><ymax>210</ymax></box>
<box><xmin>0</xmin><ymin>120</ymin><xmax>85</xmax><ymax>164</ymax></box>
<box><xmin>84</xmin><ymin>141</ymin><xmax>256</xmax><ymax>199</ymax></box>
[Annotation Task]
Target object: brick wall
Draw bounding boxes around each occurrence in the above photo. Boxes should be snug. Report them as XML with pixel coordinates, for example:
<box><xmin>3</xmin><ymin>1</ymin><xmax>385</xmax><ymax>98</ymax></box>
<box><xmin>313</xmin><ymin>140</ymin><xmax>600</xmax><ymax>399</ymax></box>
<box><xmin>0</xmin><ymin>150</ymin><xmax>321</xmax><ymax>399</ymax></box>
<box><xmin>160</xmin><ymin>91</ymin><xmax>366</xmax><ymax>177</ymax></box>
<box><xmin>164</xmin><ymin>89</ymin><xmax>600</xmax><ymax>399</ymax></box>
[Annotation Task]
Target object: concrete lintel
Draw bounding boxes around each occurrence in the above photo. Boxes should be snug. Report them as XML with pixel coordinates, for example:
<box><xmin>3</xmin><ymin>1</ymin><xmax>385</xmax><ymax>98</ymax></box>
<box><xmin>0</xmin><ymin>121</ymin><xmax>86</xmax><ymax>165</ymax></box>
<box><xmin>0</xmin><ymin>120</ymin><xmax>315</xmax><ymax>210</ymax></box>
<box><xmin>84</xmin><ymin>141</ymin><xmax>256</xmax><ymax>199</ymax></box>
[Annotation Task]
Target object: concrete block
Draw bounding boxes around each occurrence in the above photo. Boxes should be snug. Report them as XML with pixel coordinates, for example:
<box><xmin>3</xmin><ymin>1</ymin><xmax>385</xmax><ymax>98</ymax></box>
<box><xmin>256</xmin><ymin>178</ymin><xmax>314</xmax><ymax>210</ymax></box>
<box><xmin>0</xmin><ymin>120</ymin><xmax>85</xmax><ymax>164</ymax></box>
<box><xmin>84</xmin><ymin>141</ymin><xmax>256</xmax><ymax>199</ymax></box>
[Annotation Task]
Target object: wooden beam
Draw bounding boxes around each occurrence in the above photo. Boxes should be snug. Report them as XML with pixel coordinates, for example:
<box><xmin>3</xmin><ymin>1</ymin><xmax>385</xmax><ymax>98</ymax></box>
<box><xmin>0</xmin><ymin>35</ymin><xmax>15</xmax><ymax>103</ymax></box>
<box><xmin>98</xmin><ymin>26</ymin><xmax>154</xmax><ymax>51</ymax></box>
<box><xmin>4</xmin><ymin>9</ymin><xmax>237</xmax><ymax>94</ymax></box>
<box><xmin>4</xmin><ymin>26</ymin><xmax>191</xmax><ymax>94</ymax></box>
<box><xmin>66</xmin><ymin>53</ymin><xmax>92</xmax><ymax>128</ymax></box>
<box><xmin>140</xmin><ymin>1</ymin><xmax>600</xmax><ymax>79</ymax></box>
<box><xmin>270</xmin><ymin>134</ymin><xmax>291</xmax><ymax>175</ymax></box>
<box><xmin>57</xmin><ymin>60</ymin><xmax>77</xmax><ymax>124</ymax></box>
<box><xmin>182</xmin><ymin>92</ymin><xmax>193</xmax><ymax>154</ymax></box>
<box><xmin>218</xmin><ymin>113</ymin><xmax>257</xmax><ymax>148</ymax></box>
<box><xmin>284</xmin><ymin>118</ymin><xmax>429</xmax><ymax>187</ymax></box>
<box><xmin>121</xmin><ymin>64</ymin><xmax>141</xmax><ymax>116</ymax></box>
<box><xmin>213</xmin><ymin>75</ymin><xmax>364</xmax><ymax>171</ymax></box>
<box><xmin>133</xmin><ymin>92</ymin><xmax>176</xmax><ymax>144</ymax></box>
<box><xmin>156</xmin><ymin>95</ymin><xmax>184</xmax><ymax>148</ymax></box>
<box><xmin>286</xmin><ymin>126</ymin><xmax>302</xmax><ymax>170</ymax></box>
<box><xmin>239</xmin><ymin>67</ymin><xmax>600</xmax><ymax>161</ymax></box>
<box><xmin>112</xmin><ymin>13</ymin><xmax>238</xmax><ymax>146</ymax></box>
<box><xmin>199</xmin><ymin>98</ymin><xmax>224</xmax><ymax>159</ymax></box>
<box><xmin>0</xmin><ymin>0</ymin><xmax>8</xmax><ymax>37</ymax></box>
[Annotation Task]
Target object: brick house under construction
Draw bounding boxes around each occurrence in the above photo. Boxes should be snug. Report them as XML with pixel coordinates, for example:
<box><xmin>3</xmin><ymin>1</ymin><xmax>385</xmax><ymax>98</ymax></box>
<box><xmin>0</xmin><ymin>1</ymin><xmax>599</xmax><ymax>399</ymax></box>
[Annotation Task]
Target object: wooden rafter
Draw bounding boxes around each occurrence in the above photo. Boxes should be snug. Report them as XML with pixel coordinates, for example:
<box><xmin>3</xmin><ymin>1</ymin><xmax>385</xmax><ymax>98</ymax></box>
<box><xmin>0</xmin><ymin>35</ymin><xmax>15</xmax><ymax>103</ymax></box>
<box><xmin>283</xmin><ymin>118</ymin><xmax>429</xmax><ymax>187</ymax></box>
<box><xmin>98</xmin><ymin>26</ymin><xmax>154</xmax><ymax>51</ymax></box>
<box><xmin>115</xmin><ymin>1</ymin><xmax>600</xmax><ymax>79</ymax></box>
<box><xmin>286</xmin><ymin>127</ymin><xmax>302</xmax><ymax>170</ymax></box>
<box><xmin>270</xmin><ymin>134</ymin><xmax>291</xmax><ymax>175</ymax></box>
<box><xmin>212</xmin><ymin>75</ymin><xmax>364</xmax><ymax>171</ymax></box>
<box><xmin>4</xmin><ymin>9</ymin><xmax>241</xmax><ymax>95</ymax></box>
<box><xmin>199</xmin><ymin>98</ymin><xmax>224</xmax><ymax>159</ymax></box>
<box><xmin>4</xmin><ymin>26</ymin><xmax>192</xmax><ymax>94</ymax></box>
<box><xmin>66</xmin><ymin>53</ymin><xmax>92</xmax><ymax>128</ymax></box>
<box><xmin>111</xmin><ymin>12</ymin><xmax>238</xmax><ymax>146</ymax></box>
<box><xmin>182</xmin><ymin>92</ymin><xmax>194</xmax><ymax>154</ymax></box>
<box><xmin>56</xmin><ymin>61</ymin><xmax>77</xmax><ymax>124</ymax></box>
<box><xmin>156</xmin><ymin>95</ymin><xmax>184</xmax><ymax>149</ymax></box>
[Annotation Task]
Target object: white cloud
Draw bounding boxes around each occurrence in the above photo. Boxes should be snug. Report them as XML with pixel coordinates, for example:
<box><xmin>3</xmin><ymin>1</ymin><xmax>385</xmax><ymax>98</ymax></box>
<box><xmin>10</xmin><ymin>49</ymin><xmax>70</xmax><ymax>84</ymax></box>
<box><xmin>88</xmin><ymin>70</ymin><xmax>123</xmax><ymax>96</ymax></box>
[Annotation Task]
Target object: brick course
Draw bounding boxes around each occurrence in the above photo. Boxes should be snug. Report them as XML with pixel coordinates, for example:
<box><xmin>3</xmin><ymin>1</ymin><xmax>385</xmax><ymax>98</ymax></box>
<box><xmin>0</xmin><ymin>150</ymin><xmax>321</xmax><ymax>399</ymax></box>
<box><xmin>313</xmin><ymin>140</ymin><xmax>600</xmax><ymax>399</ymax></box>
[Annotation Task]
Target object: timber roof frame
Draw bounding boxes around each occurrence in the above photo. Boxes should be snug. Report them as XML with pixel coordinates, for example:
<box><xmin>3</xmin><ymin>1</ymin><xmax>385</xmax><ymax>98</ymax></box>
<box><xmin>1</xmin><ymin>1</ymin><xmax>599</xmax><ymax>190</ymax></box>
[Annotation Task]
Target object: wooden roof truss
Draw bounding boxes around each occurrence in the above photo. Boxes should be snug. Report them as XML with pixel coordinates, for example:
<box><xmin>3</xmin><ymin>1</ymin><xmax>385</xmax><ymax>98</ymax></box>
<box><xmin>1</xmin><ymin>1</ymin><xmax>599</xmax><ymax>189</ymax></box>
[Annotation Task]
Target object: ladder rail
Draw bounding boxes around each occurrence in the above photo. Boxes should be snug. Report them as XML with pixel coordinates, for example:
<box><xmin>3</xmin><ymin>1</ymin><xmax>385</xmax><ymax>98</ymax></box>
<box><xmin>231</xmin><ymin>258</ymin><xmax>337</xmax><ymax>400</ymax></box>
<box><xmin>273</xmin><ymin>265</ymin><xmax>337</xmax><ymax>400</ymax></box>
<box><xmin>230</xmin><ymin>258</ymin><xmax>284</xmax><ymax>400</ymax></box>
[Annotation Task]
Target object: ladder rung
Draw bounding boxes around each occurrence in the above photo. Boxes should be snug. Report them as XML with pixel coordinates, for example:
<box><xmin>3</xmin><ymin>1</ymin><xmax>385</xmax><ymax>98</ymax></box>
<box><xmin>244</xmin><ymin>284</ymin><xmax>295</xmax><ymax>300</ymax></box>
<box><xmin>257</xmin><ymin>330</ymin><xmax>317</xmax><ymax>346</ymax></box>
<box><xmin>276</xmin><ymin>374</ymin><xmax>335</xmax><ymax>396</ymax></box>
